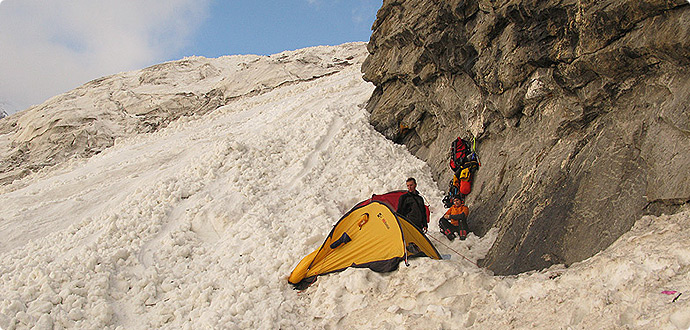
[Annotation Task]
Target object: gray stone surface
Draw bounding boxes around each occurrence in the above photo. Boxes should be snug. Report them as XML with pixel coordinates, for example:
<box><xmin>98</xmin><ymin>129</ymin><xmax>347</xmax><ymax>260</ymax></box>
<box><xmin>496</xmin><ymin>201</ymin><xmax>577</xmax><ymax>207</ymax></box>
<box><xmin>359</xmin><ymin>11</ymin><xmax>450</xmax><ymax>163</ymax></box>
<box><xmin>362</xmin><ymin>0</ymin><xmax>690</xmax><ymax>274</ymax></box>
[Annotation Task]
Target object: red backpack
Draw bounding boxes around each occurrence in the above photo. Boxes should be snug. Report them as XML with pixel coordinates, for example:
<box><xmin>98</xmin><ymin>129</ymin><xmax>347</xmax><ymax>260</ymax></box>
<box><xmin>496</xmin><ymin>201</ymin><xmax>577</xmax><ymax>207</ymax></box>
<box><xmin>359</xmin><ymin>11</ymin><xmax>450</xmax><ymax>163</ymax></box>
<box><xmin>449</xmin><ymin>137</ymin><xmax>471</xmax><ymax>171</ymax></box>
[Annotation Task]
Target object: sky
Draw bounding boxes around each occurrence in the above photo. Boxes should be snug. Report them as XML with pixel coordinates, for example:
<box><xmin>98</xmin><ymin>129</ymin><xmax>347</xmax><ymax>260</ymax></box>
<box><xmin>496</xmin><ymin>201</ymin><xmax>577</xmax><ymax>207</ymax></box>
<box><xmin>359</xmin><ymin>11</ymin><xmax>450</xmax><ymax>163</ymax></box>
<box><xmin>0</xmin><ymin>0</ymin><xmax>380</xmax><ymax>114</ymax></box>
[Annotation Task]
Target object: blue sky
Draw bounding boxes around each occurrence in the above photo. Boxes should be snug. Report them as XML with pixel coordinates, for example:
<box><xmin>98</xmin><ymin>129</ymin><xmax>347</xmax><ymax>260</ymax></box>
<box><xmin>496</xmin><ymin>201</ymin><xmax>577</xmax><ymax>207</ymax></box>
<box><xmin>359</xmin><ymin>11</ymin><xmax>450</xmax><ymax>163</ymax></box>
<box><xmin>0</xmin><ymin>0</ymin><xmax>380</xmax><ymax>114</ymax></box>
<box><xmin>188</xmin><ymin>1</ymin><xmax>379</xmax><ymax>58</ymax></box>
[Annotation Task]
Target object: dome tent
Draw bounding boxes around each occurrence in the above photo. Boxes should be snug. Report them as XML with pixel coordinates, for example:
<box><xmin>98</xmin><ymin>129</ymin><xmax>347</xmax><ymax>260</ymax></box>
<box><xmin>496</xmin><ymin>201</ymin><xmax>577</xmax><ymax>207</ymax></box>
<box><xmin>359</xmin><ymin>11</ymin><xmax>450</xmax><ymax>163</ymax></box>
<box><xmin>288</xmin><ymin>193</ymin><xmax>441</xmax><ymax>290</ymax></box>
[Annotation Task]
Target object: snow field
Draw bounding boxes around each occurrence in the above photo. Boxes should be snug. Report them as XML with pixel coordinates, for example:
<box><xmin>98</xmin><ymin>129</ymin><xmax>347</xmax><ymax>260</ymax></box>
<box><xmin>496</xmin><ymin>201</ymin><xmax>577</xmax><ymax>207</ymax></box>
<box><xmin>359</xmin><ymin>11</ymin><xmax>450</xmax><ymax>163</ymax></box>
<box><xmin>0</xmin><ymin>43</ymin><xmax>688</xmax><ymax>329</ymax></box>
<box><xmin>0</xmin><ymin>57</ymin><xmax>446</xmax><ymax>328</ymax></box>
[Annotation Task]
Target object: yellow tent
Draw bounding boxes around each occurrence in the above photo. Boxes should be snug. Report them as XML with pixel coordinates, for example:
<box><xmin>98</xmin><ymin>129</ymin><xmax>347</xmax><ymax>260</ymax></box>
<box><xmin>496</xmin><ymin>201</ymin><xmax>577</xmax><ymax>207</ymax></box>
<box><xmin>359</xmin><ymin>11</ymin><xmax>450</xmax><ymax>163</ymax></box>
<box><xmin>288</xmin><ymin>200</ymin><xmax>441</xmax><ymax>289</ymax></box>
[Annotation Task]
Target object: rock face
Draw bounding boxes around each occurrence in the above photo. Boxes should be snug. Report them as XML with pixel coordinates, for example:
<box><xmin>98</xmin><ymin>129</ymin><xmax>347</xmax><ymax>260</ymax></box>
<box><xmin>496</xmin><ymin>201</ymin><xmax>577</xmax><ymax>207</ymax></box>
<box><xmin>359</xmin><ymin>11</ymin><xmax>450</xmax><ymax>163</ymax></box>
<box><xmin>0</xmin><ymin>43</ymin><xmax>367</xmax><ymax>186</ymax></box>
<box><xmin>362</xmin><ymin>0</ymin><xmax>690</xmax><ymax>275</ymax></box>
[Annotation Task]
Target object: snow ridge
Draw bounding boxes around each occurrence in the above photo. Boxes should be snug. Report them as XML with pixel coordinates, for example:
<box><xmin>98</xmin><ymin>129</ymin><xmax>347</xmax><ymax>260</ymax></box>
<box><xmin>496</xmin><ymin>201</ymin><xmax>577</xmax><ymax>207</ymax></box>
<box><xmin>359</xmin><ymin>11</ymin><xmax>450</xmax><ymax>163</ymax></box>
<box><xmin>0</xmin><ymin>42</ymin><xmax>368</xmax><ymax>186</ymax></box>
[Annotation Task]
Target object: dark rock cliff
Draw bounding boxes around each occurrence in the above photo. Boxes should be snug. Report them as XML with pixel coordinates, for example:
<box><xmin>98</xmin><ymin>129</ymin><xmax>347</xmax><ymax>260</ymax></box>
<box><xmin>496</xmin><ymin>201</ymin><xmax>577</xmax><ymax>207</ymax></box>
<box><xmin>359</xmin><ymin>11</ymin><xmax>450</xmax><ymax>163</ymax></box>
<box><xmin>362</xmin><ymin>0</ymin><xmax>690</xmax><ymax>275</ymax></box>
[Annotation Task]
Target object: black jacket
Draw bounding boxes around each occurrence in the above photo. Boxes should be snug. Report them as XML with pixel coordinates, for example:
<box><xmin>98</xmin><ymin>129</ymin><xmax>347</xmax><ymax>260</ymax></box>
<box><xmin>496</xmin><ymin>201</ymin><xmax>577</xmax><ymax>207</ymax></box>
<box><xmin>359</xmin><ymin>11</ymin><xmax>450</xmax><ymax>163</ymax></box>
<box><xmin>397</xmin><ymin>191</ymin><xmax>427</xmax><ymax>230</ymax></box>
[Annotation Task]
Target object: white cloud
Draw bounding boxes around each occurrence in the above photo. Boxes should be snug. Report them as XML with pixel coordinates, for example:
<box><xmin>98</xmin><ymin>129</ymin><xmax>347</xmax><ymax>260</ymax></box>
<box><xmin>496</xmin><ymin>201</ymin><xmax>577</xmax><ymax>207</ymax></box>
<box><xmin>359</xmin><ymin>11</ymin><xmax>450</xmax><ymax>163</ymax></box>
<box><xmin>0</xmin><ymin>0</ymin><xmax>211</xmax><ymax>113</ymax></box>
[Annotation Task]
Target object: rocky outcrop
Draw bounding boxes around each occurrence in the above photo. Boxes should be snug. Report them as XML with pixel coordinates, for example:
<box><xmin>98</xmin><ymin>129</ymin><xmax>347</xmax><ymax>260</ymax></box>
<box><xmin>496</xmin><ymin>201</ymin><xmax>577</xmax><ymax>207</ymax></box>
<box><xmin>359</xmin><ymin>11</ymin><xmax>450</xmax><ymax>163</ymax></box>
<box><xmin>0</xmin><ymin>43</ymin><xmax>367</xmax><ymax>186</ymax></box>
<box><xmin>362</xmin><ymin>0</ymin><xmax>690</xmax><ymax>275</ymax></box>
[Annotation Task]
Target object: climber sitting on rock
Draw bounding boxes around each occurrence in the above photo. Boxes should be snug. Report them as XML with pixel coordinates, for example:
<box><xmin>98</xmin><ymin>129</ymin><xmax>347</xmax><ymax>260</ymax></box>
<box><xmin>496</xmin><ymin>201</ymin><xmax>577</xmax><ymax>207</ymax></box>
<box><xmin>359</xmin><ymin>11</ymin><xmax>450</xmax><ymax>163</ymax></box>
<box><xmin>439</xmin><ymin>197</ymin><xmax>469</xmax><ymax>241</ymax></box>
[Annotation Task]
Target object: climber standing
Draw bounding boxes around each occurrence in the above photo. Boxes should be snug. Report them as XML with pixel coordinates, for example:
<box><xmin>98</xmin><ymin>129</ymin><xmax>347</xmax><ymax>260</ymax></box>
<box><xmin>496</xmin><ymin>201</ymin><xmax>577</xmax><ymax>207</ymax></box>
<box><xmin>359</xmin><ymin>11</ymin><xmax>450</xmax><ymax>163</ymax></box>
<box><xmin>397</xmin><ymin>177</ymin><xmax>428</xmax><ymax>232</ymax></box>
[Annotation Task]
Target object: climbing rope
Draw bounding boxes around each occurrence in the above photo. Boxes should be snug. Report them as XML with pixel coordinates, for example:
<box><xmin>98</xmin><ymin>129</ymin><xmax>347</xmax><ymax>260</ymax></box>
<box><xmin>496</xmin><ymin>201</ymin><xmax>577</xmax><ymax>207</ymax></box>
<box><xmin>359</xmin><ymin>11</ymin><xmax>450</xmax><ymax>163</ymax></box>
<box><xmin>428</xmin><ymin>234</ymin><xmax>480</xmax><ymax>268</ymax></box>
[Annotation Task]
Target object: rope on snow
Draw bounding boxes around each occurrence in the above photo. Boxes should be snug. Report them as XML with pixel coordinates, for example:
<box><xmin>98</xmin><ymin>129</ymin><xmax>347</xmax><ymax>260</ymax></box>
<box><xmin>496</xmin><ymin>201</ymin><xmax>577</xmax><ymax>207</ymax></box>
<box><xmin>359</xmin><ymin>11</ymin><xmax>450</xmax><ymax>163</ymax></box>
<box><xmin>428</xmin><ymin>234</ymin><xmax>480</xmax><ymax>268</ymax></box>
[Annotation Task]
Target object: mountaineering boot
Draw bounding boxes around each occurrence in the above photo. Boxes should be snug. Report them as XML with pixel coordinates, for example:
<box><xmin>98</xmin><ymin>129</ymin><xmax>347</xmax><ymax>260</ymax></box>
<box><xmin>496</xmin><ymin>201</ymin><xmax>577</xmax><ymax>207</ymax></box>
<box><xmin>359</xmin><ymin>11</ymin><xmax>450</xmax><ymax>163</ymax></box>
<box><xmin>458</xmin><ymin>230</ymin><xmax>467</xmax><ymax>240</ymax></box>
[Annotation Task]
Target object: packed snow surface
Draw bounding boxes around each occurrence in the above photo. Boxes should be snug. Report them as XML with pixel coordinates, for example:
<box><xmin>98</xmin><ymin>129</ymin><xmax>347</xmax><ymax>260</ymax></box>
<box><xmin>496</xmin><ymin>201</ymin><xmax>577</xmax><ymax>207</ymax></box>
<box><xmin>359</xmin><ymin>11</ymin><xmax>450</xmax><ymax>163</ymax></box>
<box><xmin>0</xmin><ymin>44</ymin><xmax>689</xmax><ymax>329</ymax></box>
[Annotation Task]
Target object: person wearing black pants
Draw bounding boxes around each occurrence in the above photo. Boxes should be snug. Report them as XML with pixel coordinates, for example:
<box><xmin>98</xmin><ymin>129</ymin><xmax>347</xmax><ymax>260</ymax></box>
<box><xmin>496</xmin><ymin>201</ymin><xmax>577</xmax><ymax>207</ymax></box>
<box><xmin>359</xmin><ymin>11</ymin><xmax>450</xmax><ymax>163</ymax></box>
<box><xmin>397</xmin><ymin>177</ymin><xmax>428</xmax><ymax>232</ymax></box>
<box><xmin>439</xmin><ymin>197</ymin><xmax>469</xmax><ymax>240</ymax></box>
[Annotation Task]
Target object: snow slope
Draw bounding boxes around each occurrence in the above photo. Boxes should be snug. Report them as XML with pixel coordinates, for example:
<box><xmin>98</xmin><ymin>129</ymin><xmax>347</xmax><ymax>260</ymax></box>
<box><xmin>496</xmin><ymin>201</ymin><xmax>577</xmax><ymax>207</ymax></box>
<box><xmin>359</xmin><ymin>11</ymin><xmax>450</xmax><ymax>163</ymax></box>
<box><xmin>0</xmin><ymin>42</ymin><xmax>366</xmax><ymax>186</ymax></box>
<box><xmin>0</xmin><ymin>43</ymin><xmax>689</xmax><ymax>329</ymax></box>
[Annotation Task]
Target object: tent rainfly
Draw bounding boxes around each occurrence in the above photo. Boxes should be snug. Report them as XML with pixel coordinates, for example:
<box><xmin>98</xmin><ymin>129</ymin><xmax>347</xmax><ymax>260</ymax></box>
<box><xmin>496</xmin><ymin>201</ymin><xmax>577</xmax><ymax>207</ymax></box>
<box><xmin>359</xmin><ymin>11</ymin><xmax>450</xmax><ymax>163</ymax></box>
<box><xmin>288</xmin><ymin>195</ymin><xmax>441</xmax><ymax>290</ymax></box>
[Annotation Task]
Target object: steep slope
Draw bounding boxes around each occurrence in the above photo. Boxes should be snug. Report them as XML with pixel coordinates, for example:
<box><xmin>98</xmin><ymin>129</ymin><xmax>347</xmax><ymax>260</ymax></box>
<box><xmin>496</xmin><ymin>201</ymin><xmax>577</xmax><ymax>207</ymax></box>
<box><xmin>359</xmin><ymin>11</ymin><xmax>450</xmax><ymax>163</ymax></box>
<box><xmin>0</xmin><ymin>43</ymin><xmax>689</xmax><ymax>329</ymax></box>
<box><xmin>362</xmin><ymin>0</ymin><xmax>690</xmax><ymax>275</ymax></box>
<box><xmin>0</xmin><ymin>43</ymin><xmax>367</xmax><ymax>186</ymax></box>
